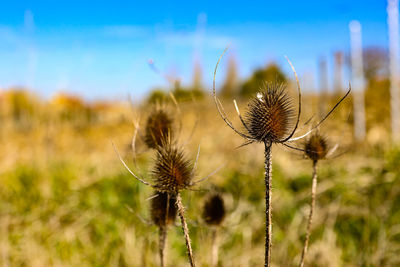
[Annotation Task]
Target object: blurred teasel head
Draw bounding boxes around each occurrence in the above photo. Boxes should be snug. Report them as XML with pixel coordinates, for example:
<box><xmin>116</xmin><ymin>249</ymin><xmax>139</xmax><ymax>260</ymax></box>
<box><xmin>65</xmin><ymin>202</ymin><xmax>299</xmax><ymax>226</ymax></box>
<box><xmin>202</xmin><ymin>194</ymin><xmax>226</xmax><ymax>226</ymax></box>
<box><xmin>152</xmin><ymin>145</ymin><xmax>193</xmax><ymax>194</ymax></box>
<box><xmin>151</xmin><ymin>191</ymin><xmax>177</xmax><ymax>227</ymax></box>
<box><xmin>245</xmin><ymin>83</ymin><xmax>295</xmax><ymax>143</ymax></box>
<box><xmin>304</xmin><ymin>132</ymin><xmax>328</xmax><ymax>162</ymax></box>
<box><xmin>144</xmin><ymin>109</ymin><xmax>173</xmax><ymax>149</ymax></box>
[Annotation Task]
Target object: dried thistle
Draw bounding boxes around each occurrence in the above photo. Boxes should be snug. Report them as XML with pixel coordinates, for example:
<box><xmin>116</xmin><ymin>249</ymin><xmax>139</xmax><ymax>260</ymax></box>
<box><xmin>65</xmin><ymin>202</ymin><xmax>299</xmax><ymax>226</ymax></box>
<box><xmin>244</xmin><ymin>83</ymin><xmax>295</xmax><ymax>143</ymax></box>
<box><xmin>152</xmin><ymin>145</ymin><xmax>194</xmax><ymax>194</ymax></box>
<box><xmin>213</xmin><ymin>51</ymin><xmax>301</xmax><ymax>267</ymax></box>
<box><xmin>152</xmin><ymin>145</ymin><xmax>196</xmax><ymax>266</ymax></box>
<box><xmin>203</xmin><ymin>194</ymin><xmax>226</xmax><ymax>267</ymax></box>
<box><xmin>144</xmin><ymin>109</ymin><xmax>173</xmax><ymax>149</ymax></box>
<box><xmin>299</xmin><ymin>132</ymin><xmax>339</xmax><ymax>267</ymax></box>
<box><xmin>212</xmin><ymin>48</ymin><xmax>350</xmax><ymax>267</ymax></box>
<box><xmin>202</xmin><ymin>194</ymin><xmax>226</xmax><ymax>226</ymax></box>
<box><xmin>113</xmin><ymin>142</ymin><xmax>204</xmax><ymax>267</ymax></box>
<box><xmin>304</xmin><ymin>133</ymin><xmax>328</xmax><ymax>162</ymax></box>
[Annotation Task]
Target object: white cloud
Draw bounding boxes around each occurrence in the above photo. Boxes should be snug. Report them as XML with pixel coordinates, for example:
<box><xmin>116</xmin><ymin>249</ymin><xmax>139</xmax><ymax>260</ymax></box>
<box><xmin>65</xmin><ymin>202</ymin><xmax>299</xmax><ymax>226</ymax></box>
<box><xmin>102</xmin><ymin>25</ymin><xmax>149</xmax><ymax>38</ymax></box>
<box><xmin>157</xmin><ymin>31</ymin><xmax>236</xmax><ymax>49</ymax></box>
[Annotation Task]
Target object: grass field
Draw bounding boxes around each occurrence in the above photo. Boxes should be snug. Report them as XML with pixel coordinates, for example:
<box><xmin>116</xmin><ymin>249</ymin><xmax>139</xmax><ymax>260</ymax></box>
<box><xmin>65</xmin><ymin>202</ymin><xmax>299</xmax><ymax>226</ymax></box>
<box><xmin>1</xmin><ymin>90</ymin><xmax>400</xmax><ymax>267</ymax></box>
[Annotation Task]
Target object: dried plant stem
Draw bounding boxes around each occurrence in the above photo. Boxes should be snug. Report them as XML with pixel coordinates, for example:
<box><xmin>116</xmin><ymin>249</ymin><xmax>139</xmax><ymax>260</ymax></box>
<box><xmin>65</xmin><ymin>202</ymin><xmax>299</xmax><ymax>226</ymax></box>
<box><xmin>211</xmin><ymin>227</ymin><xmax>219</xmax><ymax>267</ymax></box>
<box><xmin>159</xmin><ymin>226</ymin><xmax>167</xmax><ymax>267</ymax></box>
<box><xmin>176</xmin><ymin>193</ymin><xmax>195</xmax><ymax>267</ymax></box>
<box><xmin>264</xmin><ymin>141</ymin><xmax>272</xmax><ymax>267</ymax></box>
<box><xmin>299</xmin><ymin>160</ymin><xmax>318</xmax><ymax>267</ymax></box>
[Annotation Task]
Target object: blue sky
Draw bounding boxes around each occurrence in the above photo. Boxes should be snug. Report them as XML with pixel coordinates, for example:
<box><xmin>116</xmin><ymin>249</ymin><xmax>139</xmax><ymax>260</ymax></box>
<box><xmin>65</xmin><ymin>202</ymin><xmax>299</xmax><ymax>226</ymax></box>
<box><xmin>0</xmin><ymin>1</ymin><xmax>390</xmax><ymax>100</ymax></box>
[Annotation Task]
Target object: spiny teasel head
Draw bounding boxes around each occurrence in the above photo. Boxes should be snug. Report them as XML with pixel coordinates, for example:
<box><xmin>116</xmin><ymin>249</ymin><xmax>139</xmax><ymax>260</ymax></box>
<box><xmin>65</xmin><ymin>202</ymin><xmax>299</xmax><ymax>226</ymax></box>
<box><xmin>144</xmin><ymin>109</ymin><xmax>173</xmax><ymax>149</ymax></box>
<box><xmin>304</xmin><ymin>133</ymin><xmax>328</xmax><ymax>162</ymax></box>
<box><xmin>202</xmin><ymin>194</ymin><xmax>226</xmax><ymax>226</ymax></box>
<box><xmin>152</xmin><ymin>145</ymin><xmax>194</xmax><ymax>193</ymax></box>
<box><xmin>244</xmin><ymin>83</ymin><xmax>295</xmax><ymax>143</ymax></box>
<box><xmin>150</xmin><ymin>191</ymin><xmax>177</xmax><ymax>227</ymax></box>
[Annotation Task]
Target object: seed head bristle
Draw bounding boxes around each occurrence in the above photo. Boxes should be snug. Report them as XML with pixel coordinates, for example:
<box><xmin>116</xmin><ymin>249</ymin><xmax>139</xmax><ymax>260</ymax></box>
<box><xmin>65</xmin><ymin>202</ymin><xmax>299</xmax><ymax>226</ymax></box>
<box><xmin>245</xmin><ymin>83</ymin><xmax>295</xmax><ymax>143</ymax></box>
<box><xmin>144</xmin><ymin>109</ymin><xmax>173</xmax><ymax>149</ymax></box>
<box><xmin>202</xmin><ymin>194</ymin><xmax>226</xmax><ymax>226</ymax></box>
<box><xmin>304</xmin><ymin>133</ymin><xmax>328</xmax><ymax>161</ymax></box>
<box><xmin>150</xmin><ymin>191</ymin><xmax>177</xmax><ymax>227</ymax></box>
<box><xmin>153</xmin><ymin>145</ymin><xmax>193</xmax><ymax>193</ymax></box>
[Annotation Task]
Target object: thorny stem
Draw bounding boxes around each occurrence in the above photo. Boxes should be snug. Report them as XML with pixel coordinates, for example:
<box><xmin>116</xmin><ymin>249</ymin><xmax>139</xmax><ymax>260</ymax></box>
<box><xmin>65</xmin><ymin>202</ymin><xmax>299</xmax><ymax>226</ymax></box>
<box><xmin>159</xmin><ymin>226</ymin><xmax>167</xmax><ymax>267</ymax></box>
<box><xmin>211</xmin><ymin>227</ymin><xmax>219</xmax><ymax>267</ymax></box>
<box><xmin>176</xmin><ymin>193</ymin><xmax>196</xmax><ymax>267</ymax></box>
<box><xmin>264</xmin><ymin>140</ymin><xmax>272</xmax><ymax>267</ymax></box>
<box><xmin>299</xmin><ymin>160</ymin><xmax>318</xmax><ymax>267</ymax></box>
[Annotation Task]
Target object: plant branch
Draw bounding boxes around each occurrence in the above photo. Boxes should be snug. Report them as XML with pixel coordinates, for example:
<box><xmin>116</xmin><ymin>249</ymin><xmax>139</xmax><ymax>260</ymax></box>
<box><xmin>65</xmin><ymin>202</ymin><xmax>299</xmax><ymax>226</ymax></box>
<box><xmin>112</xmin><ymin>142</ymin><xmax>153</xmax><ymax>187</ymax></box>
<box><xmin>176</xmin><ymin>193</ymin><xmax>196</xmax><ymax>267</ymax></box>
<box><xmin>264</xmin><ymin>140</ymin><xmax>273</xmax><ymax>267</ymax></box>
<box><xmin>299</xmin><ymin>160</ymin><xmax>318</xmax><ymax>267</ymax></box>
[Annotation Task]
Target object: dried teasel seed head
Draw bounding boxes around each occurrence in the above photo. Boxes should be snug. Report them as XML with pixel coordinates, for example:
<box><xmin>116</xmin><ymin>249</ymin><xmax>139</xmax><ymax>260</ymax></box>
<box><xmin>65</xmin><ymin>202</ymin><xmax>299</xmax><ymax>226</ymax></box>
<box><xmin>150</xmin><ymin>191</ymin><xmax>177</xmax><ymax>227</ymax></box>
<box><xmin>153</xmin><ymin>145</ymin><xmax>193</xmax><ymax>193</ymax></box>
<box><xmin>245</xmin><ymin>83</ymin><xmax>295</xmax><ymax>143</ymax></box>
<box><xmin>202</xmin><ymin>194</ymin><xmax>226</xmax><ymax>226</ymax></box>
<box><xmin>304</xmin><ymin>133</ymin><xmax>328</xmax><ymax>162</ymax></box>
<box><xmin>144</xmin><ymin>109</ymin><xmax>173</xmax><ymax>149</ymax></box>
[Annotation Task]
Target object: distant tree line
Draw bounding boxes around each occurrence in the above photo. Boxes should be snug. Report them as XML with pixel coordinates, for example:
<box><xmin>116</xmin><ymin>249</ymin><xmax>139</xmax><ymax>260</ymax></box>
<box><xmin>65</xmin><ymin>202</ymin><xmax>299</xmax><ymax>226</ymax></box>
<box><xmin>147</xmin><ymin>46</ymin><xmax>389</xmax><ymax>105</ymax></box>
<box><xmin>147</xmin><ymin>56</ymin><xmax>288</xmax><ymax>104</ymax></box>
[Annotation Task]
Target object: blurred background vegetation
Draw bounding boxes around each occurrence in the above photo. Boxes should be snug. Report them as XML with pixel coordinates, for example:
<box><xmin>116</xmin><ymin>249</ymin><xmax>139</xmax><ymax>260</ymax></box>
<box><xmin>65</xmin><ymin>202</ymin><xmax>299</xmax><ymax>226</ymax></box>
<box><xmin>1</xmin><ymin>44</ymin><xmax>400</xmax><ymax>267</ymax></box>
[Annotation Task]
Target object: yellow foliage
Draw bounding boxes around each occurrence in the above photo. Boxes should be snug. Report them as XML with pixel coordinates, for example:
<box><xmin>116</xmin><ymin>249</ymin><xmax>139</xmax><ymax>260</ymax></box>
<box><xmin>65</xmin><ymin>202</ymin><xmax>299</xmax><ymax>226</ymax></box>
<box><xmin>51</xmin><ymin>92</ymin><xmax>86</xmax><ymax>111</ymax></box>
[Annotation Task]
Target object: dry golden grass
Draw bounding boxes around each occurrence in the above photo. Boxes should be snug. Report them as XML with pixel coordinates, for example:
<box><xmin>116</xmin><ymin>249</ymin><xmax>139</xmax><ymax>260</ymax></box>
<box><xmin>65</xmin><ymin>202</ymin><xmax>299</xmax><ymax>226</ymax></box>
<box><xmin>0</xmin><ymin>90</ymin><xmax>399</xmax><ymax>266</ymax></box>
